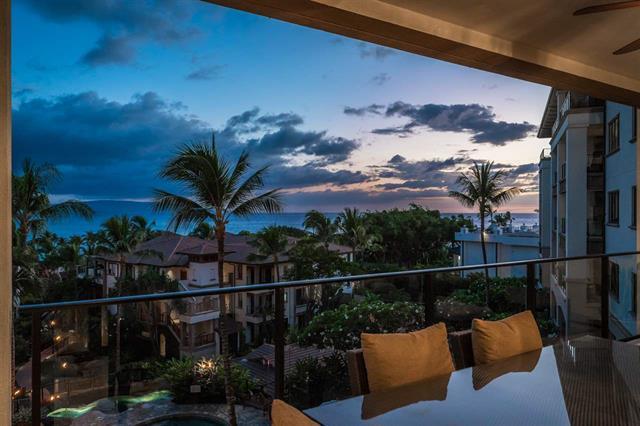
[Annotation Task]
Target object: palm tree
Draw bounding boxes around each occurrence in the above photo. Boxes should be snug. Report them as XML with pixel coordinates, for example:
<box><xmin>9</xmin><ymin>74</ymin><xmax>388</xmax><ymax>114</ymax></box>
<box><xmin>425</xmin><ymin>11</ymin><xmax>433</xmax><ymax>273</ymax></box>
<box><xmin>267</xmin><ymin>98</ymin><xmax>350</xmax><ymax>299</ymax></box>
<box><xmin>449</xmin><ymin>162</ymin><xmax>520</xmax><ymax>298</ymax></box>
<box><xmin>153</xmin><ymin>138</ymin><xmax>282</xmax><ymax>425</ymax></box>
<box><xmin>249</xmin><ymin>226</ymin><xmax>288</xmax><ymax>282</ymax></box>
<box><xmin>189</xmin><ymin>222</ymin><xmax>216</xmax><ymax>239</ymax></box>
<box><xmin>132</xmin><ymin>215</ymin><xmax>158</xmax><ymax>241</ymax></box>
<box><xmin>335</xmin><ymin>207</ymin><xmax>374</xmax><ymax>260</ymax></box>
<box><xmin>12</xmin><ymin>159</ymin><xmax>93</xmax><ymax>249</ymax></box>
<box><xmin>303</xmin><ymin>210</ymin><xmax>337</xmax><ymax>249</ymax></box>
<box><xmin>99</xmin><ymin>215</ymin><xmax>162</xmax><ymax>395</ymax></box>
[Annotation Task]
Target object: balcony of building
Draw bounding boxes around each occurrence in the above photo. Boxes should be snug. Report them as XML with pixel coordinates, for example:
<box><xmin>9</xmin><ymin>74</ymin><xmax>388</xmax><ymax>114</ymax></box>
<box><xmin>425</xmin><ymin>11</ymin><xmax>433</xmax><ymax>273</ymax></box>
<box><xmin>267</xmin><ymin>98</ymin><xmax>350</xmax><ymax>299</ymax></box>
<box><xmin>13</xmin><ymin>252</ymin><xmax>640</xmax><ymax>425</ymax></box>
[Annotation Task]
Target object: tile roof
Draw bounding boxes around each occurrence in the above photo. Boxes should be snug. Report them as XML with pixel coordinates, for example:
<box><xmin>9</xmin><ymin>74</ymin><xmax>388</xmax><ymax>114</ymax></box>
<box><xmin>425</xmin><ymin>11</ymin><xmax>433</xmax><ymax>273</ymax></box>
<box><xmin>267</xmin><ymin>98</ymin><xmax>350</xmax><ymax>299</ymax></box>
<box><xmin>94</xmin><ymin>231</ymin><xmax>352</xmax><ymax>267</ymax></box>
<box><xmin>234</xmin><ymin>343</ymin><xmax>335</xmax><ymax>396</ymax></box>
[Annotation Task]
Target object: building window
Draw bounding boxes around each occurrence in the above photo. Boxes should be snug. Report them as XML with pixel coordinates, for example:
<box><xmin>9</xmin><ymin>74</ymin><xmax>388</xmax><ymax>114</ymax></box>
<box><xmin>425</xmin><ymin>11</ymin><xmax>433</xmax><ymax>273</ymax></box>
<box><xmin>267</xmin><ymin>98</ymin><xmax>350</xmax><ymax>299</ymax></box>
<box><xmin>235</xmin><ymin>264</ymin><xmax>243</xmax><ymax>280</ymax></box>
<box><xmin>610</xmin><ymin>261</ymin><xmax>620</xmax><ymax>302</ymax></box>
<box><xmin>632</xmin><ymin>272</ymin><xmax>638</xmax><ymax>314</ymax></box>
<box><xmin>179</xmin><ymin>269</ymin><xmax>187</xmax><ymax>280</ymax></box>
<box><xmin>561</xmin><ymin>217</ymin><xmax>566</xmax><ymax>234</ymax></box>
<box><xmin>632</xmin><ymin>186</ymin><xmax>637</xmax><ymax>229</ymax></box>
<box><xmin>608</xmin><ymin>190</ymin><xmax>620</xmax><ymax>225</ymax></box>
<box><xmin>608</xmin><ymin>114</ymin><xmax>620</xmax><ymax>154</ymax></box>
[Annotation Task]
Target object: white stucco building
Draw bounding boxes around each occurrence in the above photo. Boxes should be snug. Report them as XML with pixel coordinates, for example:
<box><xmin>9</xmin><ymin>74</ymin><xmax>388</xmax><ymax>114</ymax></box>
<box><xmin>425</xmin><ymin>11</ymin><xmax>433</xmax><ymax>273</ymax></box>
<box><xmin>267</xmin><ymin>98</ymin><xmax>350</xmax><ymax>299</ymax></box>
<box><xmin>90</xmin><ymin>232</ymin><xmax>352</xmax><ymax>358</ymax></box>
<box><xmin>454</xmin><ymin>225</ymin><xmax>540</xmax><ymax>279</ymax></box>
<box><xmin>538</xmin><ymin>89</ymin><xmax>638</xmax><ymax>339</ymax></box>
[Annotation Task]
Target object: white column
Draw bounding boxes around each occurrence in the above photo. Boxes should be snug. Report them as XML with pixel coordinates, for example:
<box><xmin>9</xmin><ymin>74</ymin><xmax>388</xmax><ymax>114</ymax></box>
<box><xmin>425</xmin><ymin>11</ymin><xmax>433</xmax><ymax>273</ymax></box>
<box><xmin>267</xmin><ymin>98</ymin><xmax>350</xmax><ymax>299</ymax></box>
<box><xmin>0</xmin><ymin>0</ymin><xmax>11</xmax><ymax>423</ymax></box>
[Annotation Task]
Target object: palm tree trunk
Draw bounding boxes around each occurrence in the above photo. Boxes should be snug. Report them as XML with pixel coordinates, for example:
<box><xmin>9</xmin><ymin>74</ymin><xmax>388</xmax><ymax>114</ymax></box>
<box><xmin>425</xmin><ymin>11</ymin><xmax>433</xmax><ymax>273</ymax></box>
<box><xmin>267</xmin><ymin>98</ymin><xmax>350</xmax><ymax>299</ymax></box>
<box><xmin>479</xmin><ymin>214</ymin><xmax>490</xmax><ymax>306</ymax></box>
<box><xmin>101</xmin><ymin>260</ymin><xmax>109</xmax><ymax>348</ymax></box>
<box><xmin>217</xmin><ymin>224</ymin><xmax>237</xmax><ymax>426</ymax></box>
<box><xmin>114</xmin><ymin>257</ymin><xmax>125</xmax><ymax>397</ymax></box>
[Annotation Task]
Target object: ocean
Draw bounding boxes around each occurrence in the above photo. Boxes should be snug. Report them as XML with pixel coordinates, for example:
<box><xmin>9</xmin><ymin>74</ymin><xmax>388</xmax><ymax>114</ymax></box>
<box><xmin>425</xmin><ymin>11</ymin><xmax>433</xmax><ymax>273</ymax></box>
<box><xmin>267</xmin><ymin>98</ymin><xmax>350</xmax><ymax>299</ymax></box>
<box><xmin>47</xmin><ymin>200</ymin><xmax>540</xmax><ymax>238</ymax></box>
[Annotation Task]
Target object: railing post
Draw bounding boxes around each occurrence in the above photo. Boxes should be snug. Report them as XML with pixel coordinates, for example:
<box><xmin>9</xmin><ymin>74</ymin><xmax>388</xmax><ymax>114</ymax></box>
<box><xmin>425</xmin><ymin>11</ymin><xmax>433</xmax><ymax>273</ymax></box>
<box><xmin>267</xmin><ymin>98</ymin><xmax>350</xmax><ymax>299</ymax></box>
<box><xmin>422</xmin><ymin>274</ymin><xmax>434</xmax><ymax>326</ymax></box>
<box><xmin>526</xmin><ymin>263</ymin><xmax>536</xmax><ymax>311</ymax></box>
<box><xmin>274</xmin><ymin>288</ymin><xmax>285</xmax><ymax>400</ymax></box>
<box><xmin>31</xmin><ymin>312</ymin><xmax>41</xmax><ymax>426</ymax></box>
<box><xmin>601</xmin><ymin>256</ymin><xmax>610</xmax><ymax>338</ymax></box>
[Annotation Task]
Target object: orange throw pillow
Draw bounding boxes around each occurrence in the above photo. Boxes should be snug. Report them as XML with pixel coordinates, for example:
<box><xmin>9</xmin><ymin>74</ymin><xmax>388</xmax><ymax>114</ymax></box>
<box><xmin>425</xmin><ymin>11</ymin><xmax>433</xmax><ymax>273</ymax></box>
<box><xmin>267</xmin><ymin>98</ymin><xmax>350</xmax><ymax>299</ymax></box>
<box><xmin>472</xmin><ymin>310</ymin><xmax>543</xmax><ymax>365</ymax></box>
<box><xmin>361</xmin><ymin>322</ymin><xmax>455</xmax><ymax>392</ymax></box>
<box><xmin>271</xmin><ymin>399</ymin><xmax>319</xmax><ymax>426</ymax></box>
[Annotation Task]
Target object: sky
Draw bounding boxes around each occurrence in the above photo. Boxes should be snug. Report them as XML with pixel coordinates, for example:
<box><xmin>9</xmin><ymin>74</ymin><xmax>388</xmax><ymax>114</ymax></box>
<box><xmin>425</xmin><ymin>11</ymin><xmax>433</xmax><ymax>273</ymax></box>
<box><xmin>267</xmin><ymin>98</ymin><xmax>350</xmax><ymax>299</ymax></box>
<box><xmin>11</xmin><ymin>0</ymin><xmax>551</xmax><ymax>213</ymax></box>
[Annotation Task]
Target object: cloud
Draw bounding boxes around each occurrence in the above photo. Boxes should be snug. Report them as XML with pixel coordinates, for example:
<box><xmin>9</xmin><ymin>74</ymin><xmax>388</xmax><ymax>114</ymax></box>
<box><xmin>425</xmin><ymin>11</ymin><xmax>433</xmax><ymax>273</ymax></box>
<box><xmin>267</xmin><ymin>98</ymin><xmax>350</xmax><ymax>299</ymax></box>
<box><xmin>246</xmin><ymin>128</ymin><xmax>359</xmax><ymax>165</ymax></box>
<box><xmin>23</xmin><ymin>0</ymin><xmax>201</xmax><ymax>67</ymax></box>
<box><xmin>186</xmin><ymin>65</ymin><xmax>225</xmax><ymax>81</ymax></box>
<box><xmin>12</xmin><ymin>91</ymin><xmax>210</xmax><ymax>168</ymax></box>
<box><xmin>343</xmin><ymin>104</ymin><xmax>384</xmax><ymax>117</ymax></box>
<box><xmin>13</xmin><ymin>88</ymin><xmax>34</xmax><ymax>98</ymax></box>
<box><xmin>267</xmin><ymin>164</ymin><xmax>370</xmax><ymax>189</ymax></box>
<box><xmin>217</xmin><ymin>107</ymin><xmax>358</xmax><ymax>165</ymax></box>
<box><xmin>347</xmin><ymin>101</ymin><xmax>537</xmax><ymax>145</ymax></box>
<box><xmin>371</xmin><ymin>73</ymin><xmax>390</xmax><ymax>86</ymax></box>
<box><xmin>13</xmin><ymin>92</ymin><xmax>366</xmax><ymax>199</ymax></box>
<box><xmin>371</xmin><ymin>155</ymin><xmax>537</xmax><ymax>194</ymax></box>
<box><xmin>357</xmin><ymin>42</ymin><xmax>396</xmax><ymax>60</ymax></box>
<box><xmin>81</xmin><ymin>34</ymin><xmax>136</xmax><ymax>66</ymax></box>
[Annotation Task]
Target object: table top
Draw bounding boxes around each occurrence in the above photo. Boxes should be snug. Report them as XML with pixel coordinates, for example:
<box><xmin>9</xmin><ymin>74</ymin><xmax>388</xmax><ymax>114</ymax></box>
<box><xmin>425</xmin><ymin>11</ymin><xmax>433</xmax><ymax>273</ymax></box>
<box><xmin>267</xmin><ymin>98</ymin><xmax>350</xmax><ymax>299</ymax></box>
<box><xmin>304</xmin><ymin>336</ymin><xmax>640</xmax><ymax>425</ymax></box>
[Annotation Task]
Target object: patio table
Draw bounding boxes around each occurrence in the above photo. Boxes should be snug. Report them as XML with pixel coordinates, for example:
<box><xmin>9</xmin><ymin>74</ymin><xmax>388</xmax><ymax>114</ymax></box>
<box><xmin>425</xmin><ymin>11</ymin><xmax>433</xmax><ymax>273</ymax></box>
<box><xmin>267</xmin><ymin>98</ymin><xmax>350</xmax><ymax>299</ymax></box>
<box><xmin>304</xmin><ymin>336</ymin><xmax>640</xmax><ymax>425</ymax></box>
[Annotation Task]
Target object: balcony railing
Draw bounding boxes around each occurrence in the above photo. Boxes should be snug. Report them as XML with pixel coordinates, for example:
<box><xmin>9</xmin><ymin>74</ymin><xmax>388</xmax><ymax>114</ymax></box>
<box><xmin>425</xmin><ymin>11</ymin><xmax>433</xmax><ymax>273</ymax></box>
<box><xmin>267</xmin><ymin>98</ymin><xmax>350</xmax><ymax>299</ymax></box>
<box><xmin>184</xmin><ymin>296</ymin><xmax>220</xmax><ymax>315</ymax></box>
<box><xmin>17</xmin><ymin>251</ymin><xmax>640</xmax><ymax>425</ymax></box>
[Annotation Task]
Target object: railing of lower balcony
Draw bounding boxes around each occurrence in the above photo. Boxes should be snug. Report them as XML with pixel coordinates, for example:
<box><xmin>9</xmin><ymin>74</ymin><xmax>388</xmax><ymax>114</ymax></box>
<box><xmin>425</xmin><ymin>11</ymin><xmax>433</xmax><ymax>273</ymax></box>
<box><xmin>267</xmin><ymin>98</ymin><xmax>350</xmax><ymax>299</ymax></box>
<box><xmin>16</xmin><ymin>251</ymin><xmax>640</xmax><ymax>425</ymax></box>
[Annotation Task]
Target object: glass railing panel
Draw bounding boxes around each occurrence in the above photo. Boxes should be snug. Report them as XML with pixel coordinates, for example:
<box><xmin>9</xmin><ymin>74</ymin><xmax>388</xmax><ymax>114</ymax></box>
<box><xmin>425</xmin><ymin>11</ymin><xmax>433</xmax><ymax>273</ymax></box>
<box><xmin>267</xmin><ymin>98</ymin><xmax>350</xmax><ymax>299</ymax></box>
<box><xmin>606</xmin><ymin>253</ymin><xmax>640</xmax><ymax>341</ymax></box>
<box><xmin>18</xmin><ymin>253</ymin><xmax>640</xmax><ymax>423</ymax></box>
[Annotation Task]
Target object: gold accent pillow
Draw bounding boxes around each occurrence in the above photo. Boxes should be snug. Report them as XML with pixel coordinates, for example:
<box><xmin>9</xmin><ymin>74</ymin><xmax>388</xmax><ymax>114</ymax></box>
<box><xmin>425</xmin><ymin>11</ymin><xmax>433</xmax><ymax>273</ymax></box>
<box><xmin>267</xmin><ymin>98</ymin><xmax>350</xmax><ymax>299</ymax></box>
<box><xmin>472</xmin><ymin>310</ymin><xmax>543</xmax><ymax>365</ymax></box>
<box><xmin>271</xmin><ymin>399</ymin><xmax>319</xmax><ymax>426</ymax></box>
<box><xmin>361</xmin><ymin>322</ymin><xmax>455</xmax><ymax>392</ymax></box>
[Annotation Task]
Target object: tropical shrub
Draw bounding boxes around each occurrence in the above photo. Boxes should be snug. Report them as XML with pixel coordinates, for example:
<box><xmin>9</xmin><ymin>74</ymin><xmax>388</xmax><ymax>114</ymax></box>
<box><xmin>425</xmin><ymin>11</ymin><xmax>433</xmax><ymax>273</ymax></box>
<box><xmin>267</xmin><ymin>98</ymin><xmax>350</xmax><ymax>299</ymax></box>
<box><xmin>149</xmin><ymin>356</ymin><xmax>261</xmax><ymax>404</ymax></box>
<box><xmin>285</xmin><ymin>351</ymin><xmax>350</xmax><ymax>409</ymax></box>
<box><xmin>295</xmin><ymin>294</ymin><xmax>424</xmax><ymax>351</ymax></box>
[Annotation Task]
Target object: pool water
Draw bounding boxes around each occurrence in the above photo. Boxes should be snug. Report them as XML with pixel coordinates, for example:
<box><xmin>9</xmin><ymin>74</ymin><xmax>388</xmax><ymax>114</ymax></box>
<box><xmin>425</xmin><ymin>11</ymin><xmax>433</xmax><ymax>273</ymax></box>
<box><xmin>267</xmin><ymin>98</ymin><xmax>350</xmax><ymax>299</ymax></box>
<box><xmin>47</xmin><ymin>390</ymin><xmax>173</xmax><ymax>419</ymax></box>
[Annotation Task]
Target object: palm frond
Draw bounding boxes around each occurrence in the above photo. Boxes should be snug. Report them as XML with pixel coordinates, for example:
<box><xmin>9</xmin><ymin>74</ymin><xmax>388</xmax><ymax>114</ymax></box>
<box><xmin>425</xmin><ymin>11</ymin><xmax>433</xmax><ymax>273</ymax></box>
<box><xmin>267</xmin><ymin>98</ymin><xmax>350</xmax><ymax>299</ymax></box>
<box><xmin>447</xmin><ymin>191</ymin><xmax>476</xmax><ymax>208</ymax></box>
<box><xmin>153</xmin><ymin>190</ymin><xmax>212</xmax><ymax>230</ymax></box>
<box><xmin>41</xmin><ymin>200</ymin><xmax>94</xmax><ymax>222</ymax></box>
<box><xmin>230</xmin><ymin>189</ymin><xmax>283</xmax><ymax>218</ymax></box>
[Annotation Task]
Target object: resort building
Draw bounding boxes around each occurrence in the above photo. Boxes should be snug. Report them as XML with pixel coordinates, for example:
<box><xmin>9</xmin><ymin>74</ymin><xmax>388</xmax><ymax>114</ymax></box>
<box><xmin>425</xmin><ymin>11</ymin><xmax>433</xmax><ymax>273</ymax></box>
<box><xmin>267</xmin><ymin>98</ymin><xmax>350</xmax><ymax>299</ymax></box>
<box><xmin>89</xmin><ymin>232</ymin><xmax>352</xmax><ymax>358</ymax></box>
<box><xmin>538</xmin><ymin>89</ymin><xmax>638</xmax><ymax>339</ymax></box>
<box><xmin>454</xmin><ymin>225</ymin><xmax>540</xmax><ymax>278</ymax></box>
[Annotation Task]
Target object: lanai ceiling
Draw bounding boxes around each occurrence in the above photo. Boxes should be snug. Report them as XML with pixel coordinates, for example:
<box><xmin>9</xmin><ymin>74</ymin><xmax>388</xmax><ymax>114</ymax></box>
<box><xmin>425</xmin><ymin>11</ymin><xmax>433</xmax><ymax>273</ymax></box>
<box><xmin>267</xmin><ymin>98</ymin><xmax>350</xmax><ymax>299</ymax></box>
<box><xmin>208</xmin><ymin>0</ymin><xmax>640</xmax><ymax>105</ymax></box>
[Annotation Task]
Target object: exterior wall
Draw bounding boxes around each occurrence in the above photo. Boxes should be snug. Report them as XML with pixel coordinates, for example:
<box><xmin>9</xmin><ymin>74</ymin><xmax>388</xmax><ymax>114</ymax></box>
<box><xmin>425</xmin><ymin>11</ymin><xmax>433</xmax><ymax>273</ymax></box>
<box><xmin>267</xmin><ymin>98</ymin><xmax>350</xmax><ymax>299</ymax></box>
<box><xmin>544</xmin><ymin>102</ymin><xmax>604</xmax><ymax>338</ymax></box>
<box><xmin>539</xmin><ymin>155</ymin><xmax>552</xmax><ymax>258</ymax></box>
<box><xmin>189</xmin><ymin>262</ymin><xmax>218</xmax><ymax>286</ymax></box>
<box><xmin>456</xmin><ymin>232</ymin><xmax>539</xmax><ymax>278</ymax></box>
<box><xmin>540</xmin><ymin>96</ymin><xmax>638</xmax><ymax>338</ymax></box>
<box><xmin>605</xmin><ymin>102</ymin><xmax>637</xmax><ymax>337</ymax></box>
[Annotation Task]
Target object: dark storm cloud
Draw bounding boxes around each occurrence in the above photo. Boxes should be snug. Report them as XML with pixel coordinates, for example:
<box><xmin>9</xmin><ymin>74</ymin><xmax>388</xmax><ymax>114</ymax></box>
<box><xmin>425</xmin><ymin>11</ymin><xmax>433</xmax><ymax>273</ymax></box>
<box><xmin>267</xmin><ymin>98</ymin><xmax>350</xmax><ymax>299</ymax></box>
<box><xmin>23</xmin><ymin>0</ymin><xmax>200</xmax><ymax>67</ymax></box>
<box><xmin>12</xmin><ymin>91</ymin><xmax>211</xmax><ymax>167</ymax></box>
<box><xmin>347</xmin><ymin>101</ymin><xmax>536</xmax><ymax>145</ymax></box>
